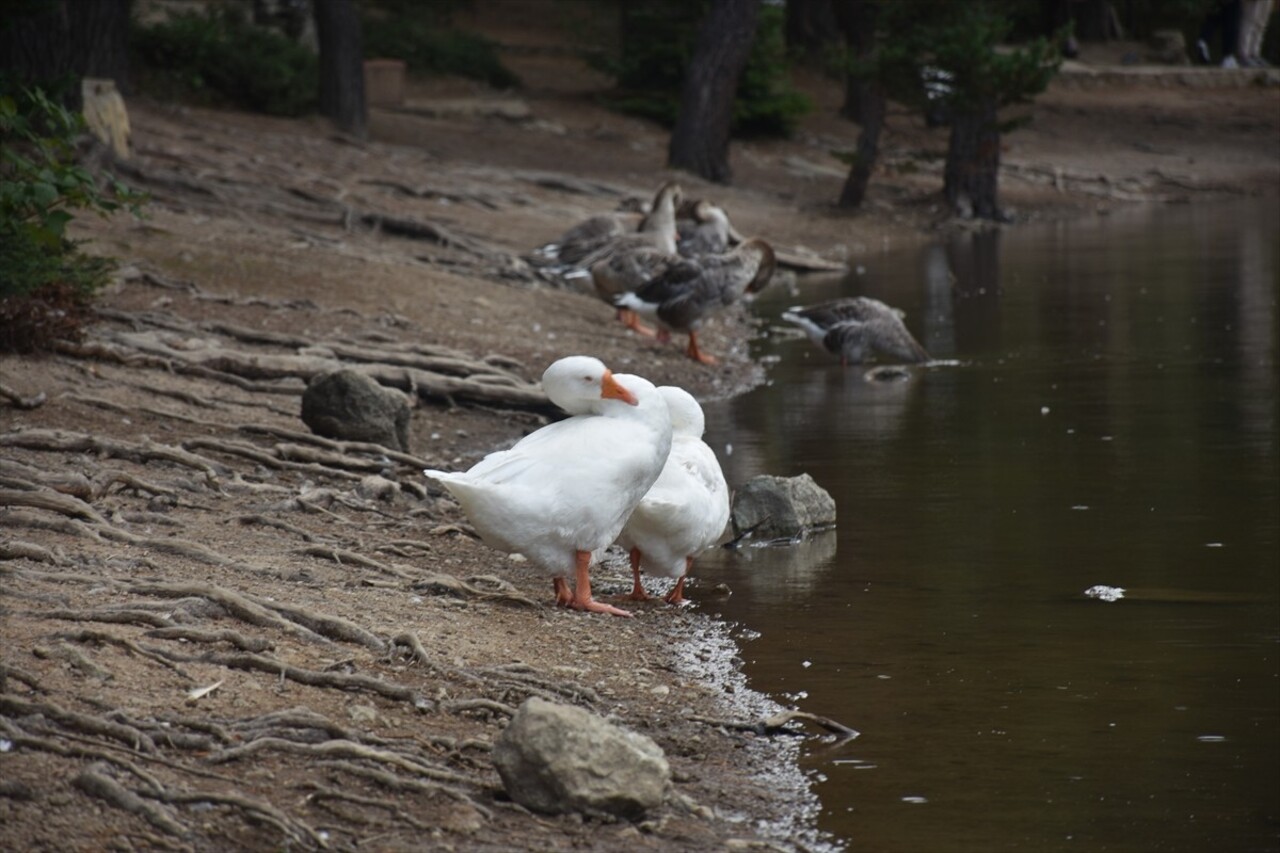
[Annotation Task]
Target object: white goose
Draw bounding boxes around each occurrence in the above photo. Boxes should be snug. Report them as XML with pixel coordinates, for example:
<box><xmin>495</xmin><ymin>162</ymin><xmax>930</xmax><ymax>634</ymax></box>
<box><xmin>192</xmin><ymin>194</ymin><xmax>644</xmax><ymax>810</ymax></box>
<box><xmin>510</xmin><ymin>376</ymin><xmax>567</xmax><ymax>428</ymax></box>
<box><xmin>617</xmin><ymin>386</ymin><xmax>729</xmax><ymax>604</ymax></box>
<box><xmin>424</xmin><ymin>356</ymin><xmax>672</xmax><ymax>617</ymax></box>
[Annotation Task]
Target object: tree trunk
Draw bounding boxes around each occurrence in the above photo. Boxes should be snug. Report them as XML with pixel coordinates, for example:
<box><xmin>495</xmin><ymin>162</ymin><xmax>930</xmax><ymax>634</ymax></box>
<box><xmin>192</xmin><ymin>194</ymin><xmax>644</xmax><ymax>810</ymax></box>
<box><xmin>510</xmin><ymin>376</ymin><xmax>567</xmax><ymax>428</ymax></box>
<box><xmin>0</xmin><ymin>0</ymin><xmax>132</xmax><ymax>107</ymax></box>
<box><xmin>786</xmin><ymin>0</ymin><xmax>840</xmax><ymax>62</ymax></box>
<box><xmin>313</xmin><ymin>0</ymin><xmax>367</xmax><ymax>140</ymax></box>
<box><xmin>837</xmin><ymin>82</ymin><xmax>883</xmax><ymax>209</ymax></box>
<box><xmin>833</xmin><ymin>0</ymin><xmax>882</xmax><ymax>209</ymax></box>
<box><xmin>944</xmin><ymin>99</ymin><xmax>1002</xmax><ymax>220</ymax></box>
<box><xmin>667</xmin><ymin>0</ymin><xmax>760</xmax><ymax>184</ymax></box>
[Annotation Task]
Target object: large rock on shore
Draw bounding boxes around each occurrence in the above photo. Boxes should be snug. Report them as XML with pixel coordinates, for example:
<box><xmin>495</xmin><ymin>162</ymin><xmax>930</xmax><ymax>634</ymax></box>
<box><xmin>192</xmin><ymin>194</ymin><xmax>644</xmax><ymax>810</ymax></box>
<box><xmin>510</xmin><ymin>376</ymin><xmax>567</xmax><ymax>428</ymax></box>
<box><xmin>730</xmin><ymin>473</ymin><xmax>836</xmax><ymax>541</ymax></box>
<box><xmin>492</xmin><ymin>697</ymin><xmax>670</xmax><ymax>819</ymax></box>
<box><xmin>300</xmin><ymin>369</ymin><xmax>411</xmax><ymax>451</ymax></box>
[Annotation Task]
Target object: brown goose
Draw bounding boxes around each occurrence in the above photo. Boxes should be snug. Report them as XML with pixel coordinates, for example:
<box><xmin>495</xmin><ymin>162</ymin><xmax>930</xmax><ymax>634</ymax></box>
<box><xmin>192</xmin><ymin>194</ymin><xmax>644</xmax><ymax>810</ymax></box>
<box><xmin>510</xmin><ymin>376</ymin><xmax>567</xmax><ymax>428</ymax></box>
<box><xmin>782</xmin><ymin>297</ymin><xmax>930</xmax><ymax>366</ymax></box>
<box><xmin>614</xmin><ymin>238</ymin><xmax>776</xmax><ymax>364</ymax></box>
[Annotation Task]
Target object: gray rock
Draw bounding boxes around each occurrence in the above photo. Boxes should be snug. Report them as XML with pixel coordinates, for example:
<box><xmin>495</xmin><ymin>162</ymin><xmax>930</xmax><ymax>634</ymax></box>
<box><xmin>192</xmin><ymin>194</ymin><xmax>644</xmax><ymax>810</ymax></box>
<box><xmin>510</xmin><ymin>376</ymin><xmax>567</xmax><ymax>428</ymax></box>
<box><xmin>492</xmin><ymin>697</ymin><xmax>670</xmax><ymax>820</ymax></box>
<box><xmin>300</xmin><ymin>369</ymin><xmax>410</xmax><ymax>452</ymax></box>
<box><xmin>730</xmin><ymin>473</ymin><xmax>836</xmax><ymax>541</ymax></box>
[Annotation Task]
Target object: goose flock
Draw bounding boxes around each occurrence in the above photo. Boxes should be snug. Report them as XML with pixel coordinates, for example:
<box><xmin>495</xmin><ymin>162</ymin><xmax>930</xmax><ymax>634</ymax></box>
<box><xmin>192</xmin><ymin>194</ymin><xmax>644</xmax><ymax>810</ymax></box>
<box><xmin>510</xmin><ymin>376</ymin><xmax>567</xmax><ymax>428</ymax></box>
<box><xmin>425</xmin><ymin>356</ymin><xmax>727</xmax><ymax>617</ymax></box>
<box><xmin>533</xmin><ymin>181</ymin><xmax>931</xmax><ymax>369</ymax></box>
<box><xmin>535</xmin><ymin>182</ymin><xmax>779</xmax><ymax>364</ymax></box>
<box><xmin>427</xmin><ymin>191</ymin><xmax>937</xmax><ymax>615</ymax></box>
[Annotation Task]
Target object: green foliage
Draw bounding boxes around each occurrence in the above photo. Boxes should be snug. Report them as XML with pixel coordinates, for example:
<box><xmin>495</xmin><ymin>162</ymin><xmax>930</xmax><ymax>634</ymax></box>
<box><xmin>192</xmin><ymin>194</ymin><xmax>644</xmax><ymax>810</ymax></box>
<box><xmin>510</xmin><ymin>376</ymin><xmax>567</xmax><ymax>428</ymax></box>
<box><xmin>362</xmin><ymin>2</ymin><xmax>520</xmax><ymax>89</ymax></box>
<box><xmin>868</xmin><ymin>1</ymin><xmax>1061</xmax><ymax>115</ymax></box>
<box><xmin>131</xmin><ymin>7</ymin><xmax>318</xmax><ymax>116</ymax></box>
<box><xmin>734</xmin><ymin>5</ymin><xmax>813</xmax><ymax>136</ymax></box>
<box><xmin>590</xmin><ymin>2</ymin><xmax>811</xmax><ymax>137</ymax></box>
<box><xmin>0</xmin><ymin>84</ymin><xmax>144</xmax><ymax>350</ymax></box>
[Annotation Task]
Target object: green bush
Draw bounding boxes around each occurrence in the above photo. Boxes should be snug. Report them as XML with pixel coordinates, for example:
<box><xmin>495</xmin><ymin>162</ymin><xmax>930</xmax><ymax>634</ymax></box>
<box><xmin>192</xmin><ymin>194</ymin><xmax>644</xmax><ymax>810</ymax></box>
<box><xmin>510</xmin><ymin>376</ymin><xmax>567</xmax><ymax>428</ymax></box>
<box><xmin>0</xmin><ymin>83</ymin><xmax>143</xmax><ymax>351</ymax></box>
<box><xmin>362</xmin><ymin>11</ymin><xmax>519</xmax><ymax>89</ymax></box>
<box><xmin>131</xmin><ymin>7</ymin><xmax>318</xmax><ymax>116</ymax></box>
<box><xmin>590</xmin><ymin>2</ymin><xmax>811</xmax><ymax>137</ymax></box>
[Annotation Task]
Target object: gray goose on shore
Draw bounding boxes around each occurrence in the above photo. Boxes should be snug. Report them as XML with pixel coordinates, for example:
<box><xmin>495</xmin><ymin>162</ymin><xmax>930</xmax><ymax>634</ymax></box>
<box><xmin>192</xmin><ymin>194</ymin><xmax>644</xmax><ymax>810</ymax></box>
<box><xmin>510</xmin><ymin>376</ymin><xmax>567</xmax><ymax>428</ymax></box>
<box><xmin>533</xmin><ymin>182</ymin><xmax>680</xmax><ymax>270</ymax></box>
<box><xmin>577</xmin><ymin>182</ymin><xmax>683</xmax><ymax>335</ymax></box>
<box><xmin>614</xmin><ymin>237</ymin><xmax>776</xmax><ymax>364</ymax></box>
<box><xmin>676</xmin><ymin>199</ymin><xmax>733</xmax><ymax>257</ymax></box>
<box><xmin>782</xmin><ymin>297</ymin><xmax>930</xmax><ymax>366</ymax></box>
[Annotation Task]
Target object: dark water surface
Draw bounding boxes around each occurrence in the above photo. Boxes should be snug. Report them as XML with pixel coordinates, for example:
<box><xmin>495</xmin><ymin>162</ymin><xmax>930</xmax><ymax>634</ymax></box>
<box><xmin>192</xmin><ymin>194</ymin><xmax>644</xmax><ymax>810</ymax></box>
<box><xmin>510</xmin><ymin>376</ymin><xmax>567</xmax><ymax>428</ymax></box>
<box><xmin>697</xmin><ymin>200</ymin><xmax>1280</xmax><ymax>852</ymax></box>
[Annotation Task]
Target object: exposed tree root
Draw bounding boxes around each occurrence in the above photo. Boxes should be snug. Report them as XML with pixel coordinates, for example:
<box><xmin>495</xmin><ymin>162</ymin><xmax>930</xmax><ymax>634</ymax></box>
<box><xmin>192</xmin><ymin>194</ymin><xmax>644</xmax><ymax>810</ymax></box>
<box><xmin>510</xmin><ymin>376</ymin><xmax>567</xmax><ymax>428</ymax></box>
<box><xmin>0</xmin><ymin>488</ymin><xmax>111</xmax><ymax>524</ymax></box>
<box><xmin>208</xmin><ymin>737</ymin><xmax>470</xmax><ymax>788</ymax></box>
<box><xmin>32</xmin><ymin>641</ymin><xmax>115</xmax><ymax>680</ymax></box>
<box><xmin>410</xmin><ymin>572</ymin><xmax>539</xmax><ymax>608</ymax></box>
<box><xmin>319</xmin><ymin>759</ymin><xmax>491</xmax><ymax>815</ymax></box>
<box><xmin>0</xmin><ymin>663</ymin><xmax>45</xmax><ymax>693</ymax></box>
<box><xmin>239</xmin><ymin>424</ymin><xmax>435</xmax><ymax>470</ymax></box>
<box><xmin>74</xmin><ymin>764</ymin><xmax>190</xmax><ymax>839</ymax></box>
<box><xmin>0</xmin><ymin>429</ymin><xmax>224</xmax><ymax>483</ymax></box>
<box><xmin>236</xmin><ymin>513</ymin><xmax>322</xmax><ymax>543</ymax></box>
<box><xmin>0</xmin><ymin>539</ymin><xmax>65</xmax><ymax>565</ymax></box>
<box><xmin>127</xmin><ymin>582</ymin><xmax>330</xmax><ymax>644</ymax></box>
<box><xmin>144</xmin><ymin>626</ymin><xmax>274</xmax><ymax>653</ymax></box>
<box><xmin>143</xmin><ymin>786</ymin><xmax>327</xmax><ymax>849</ymax></box>
<box><xmin>190</xmin><ymin>652</ymin><xmax>427</xmax><ymax>708</ymax></box>
<box><xmin>440</xmin><ymin>698</ymin><xmax>517</xmax><ymax>719</ymax></box>
<box><xmin>55</xmin><ymin>628</ymin><xmax>193</xmax><ymax>678</ymax></box>
<box><xmin>295</xmin><ymin>546</ymin><xmax>414</xmax><ymax>580</ymax></box>
<box><xmin>300</xmin><ymin>781</ymin><xmax>434</xmax><ymax>831</ymax></box>
<box><xmin>250</xmin><ymin>598</ymin><xmax>387</xmax><ymax>652</ymax></box>
<box><xmin>42</xmin><ymin>608</ymin><xmax>177</xmax><ymax>629</ymax></box>
<box><xmin>0</xmin><ymin>381</ymin><xmax>47</xmax><ymax>409</ymax></box>
<box><xmin>0</xmin><ymin>693</ymin><xmax>157</xmax><ymax>752</ymax></box>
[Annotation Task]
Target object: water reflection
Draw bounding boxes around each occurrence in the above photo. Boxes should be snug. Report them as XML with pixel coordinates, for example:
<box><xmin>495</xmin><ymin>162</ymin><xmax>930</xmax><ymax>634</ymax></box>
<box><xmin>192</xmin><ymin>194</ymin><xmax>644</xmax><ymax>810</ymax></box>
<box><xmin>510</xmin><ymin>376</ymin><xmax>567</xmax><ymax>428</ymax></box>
<box><xmin>697</xmin><ymin>200</ymin><xmax>1280</xmax><ymax>852</ymax></box>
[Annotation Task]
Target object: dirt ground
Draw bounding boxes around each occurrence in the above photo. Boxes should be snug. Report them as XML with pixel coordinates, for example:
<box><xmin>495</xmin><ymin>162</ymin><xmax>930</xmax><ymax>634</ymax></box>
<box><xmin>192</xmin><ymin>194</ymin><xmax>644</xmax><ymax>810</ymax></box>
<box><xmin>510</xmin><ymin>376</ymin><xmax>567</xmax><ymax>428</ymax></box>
<box><xmin>1</xmin><ymin>32</ymin><xmax>1278</xmax><ymax>852</ymax></box>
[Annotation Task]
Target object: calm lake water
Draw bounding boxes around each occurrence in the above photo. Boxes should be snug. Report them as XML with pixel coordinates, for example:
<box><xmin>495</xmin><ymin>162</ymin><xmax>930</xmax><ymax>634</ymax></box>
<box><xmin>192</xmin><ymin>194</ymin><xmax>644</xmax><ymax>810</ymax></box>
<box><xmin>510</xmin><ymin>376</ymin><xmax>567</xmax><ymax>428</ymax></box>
<box><xmin>697</xmin><ymin>199</ymin><xmax>1280</xmax><ymax>853</ymax></box>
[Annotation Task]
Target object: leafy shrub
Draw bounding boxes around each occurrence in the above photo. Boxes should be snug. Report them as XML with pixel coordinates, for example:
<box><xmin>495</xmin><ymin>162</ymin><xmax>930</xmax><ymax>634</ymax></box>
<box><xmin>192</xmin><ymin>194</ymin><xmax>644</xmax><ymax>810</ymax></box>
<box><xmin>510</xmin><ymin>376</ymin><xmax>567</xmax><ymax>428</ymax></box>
<box><xmin>0</xmin><ymin>83</ymin><xmax>143</xmax><ymax>352</ymax></box>
<box><xmin>362</xmin><ymin>1</ymin><xmax>520</xmax><ymax>89</ymax></box>
<box><xmin>590</xmin><ymin>2</ymin><xmax>811</xmax><ymax>137</ymax></box>
<box><xmin>131</xmin><ymin>6</ymin><xmax>318</xmax><ymax>116</ymax></box>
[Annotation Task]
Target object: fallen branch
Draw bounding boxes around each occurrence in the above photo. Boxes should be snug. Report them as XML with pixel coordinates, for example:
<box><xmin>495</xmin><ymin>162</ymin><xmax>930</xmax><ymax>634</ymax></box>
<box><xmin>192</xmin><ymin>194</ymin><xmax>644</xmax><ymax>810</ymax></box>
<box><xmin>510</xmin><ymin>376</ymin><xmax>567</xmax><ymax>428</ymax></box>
<box><xmin>686</xmin><ymin>709</ymin><xmax>860</xmax><ymax>740</ymax></box>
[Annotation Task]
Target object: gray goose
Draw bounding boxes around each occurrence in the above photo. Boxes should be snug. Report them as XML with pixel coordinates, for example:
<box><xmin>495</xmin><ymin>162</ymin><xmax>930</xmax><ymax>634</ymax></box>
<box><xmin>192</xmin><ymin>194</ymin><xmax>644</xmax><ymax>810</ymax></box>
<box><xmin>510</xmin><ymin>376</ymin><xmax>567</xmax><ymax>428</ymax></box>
<box><xmin>614</xmin><ymin>237</ymin><xmax>776</xmax><ymax>364</ymax></box>
<box><xmin>782</xmin><ymin>297</ymin><xmax>930</xmax><ymax>366</ymax></box>
<box><xmin>676</xmin><ymin>199</ymin><xmax>732</xmax><ymax>257</ymax></box>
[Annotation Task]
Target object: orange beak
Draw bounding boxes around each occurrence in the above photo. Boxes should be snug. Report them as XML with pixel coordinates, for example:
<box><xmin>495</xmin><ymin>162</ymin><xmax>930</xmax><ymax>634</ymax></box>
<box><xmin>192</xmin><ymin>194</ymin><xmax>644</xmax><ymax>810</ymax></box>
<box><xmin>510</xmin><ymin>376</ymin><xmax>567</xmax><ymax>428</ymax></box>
<box><xmin>600</xmin><ymin>369</ymin><xmax>638</xmax><ymax>406</ymax></box>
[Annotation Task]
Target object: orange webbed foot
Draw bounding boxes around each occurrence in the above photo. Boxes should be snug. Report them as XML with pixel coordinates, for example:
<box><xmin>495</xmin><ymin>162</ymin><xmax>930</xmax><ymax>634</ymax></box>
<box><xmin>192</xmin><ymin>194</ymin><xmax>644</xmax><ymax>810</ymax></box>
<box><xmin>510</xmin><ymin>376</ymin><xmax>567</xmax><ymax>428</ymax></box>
<box><xmin>687</xmin><ymin>334</ymin><xmax>718</xmax><ymax>365</ymax></box>
<box><xmin>618</xmin><ymin>308</ymin><xmax>658</xmax><ymax>338</ymax></box>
